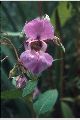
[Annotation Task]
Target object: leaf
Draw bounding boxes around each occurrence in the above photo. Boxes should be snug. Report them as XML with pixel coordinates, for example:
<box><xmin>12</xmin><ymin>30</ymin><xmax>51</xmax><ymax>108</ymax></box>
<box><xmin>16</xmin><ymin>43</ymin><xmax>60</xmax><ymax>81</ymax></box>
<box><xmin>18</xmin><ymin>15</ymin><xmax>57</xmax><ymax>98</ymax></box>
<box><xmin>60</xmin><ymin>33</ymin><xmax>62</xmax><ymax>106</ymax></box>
<box><xmin>27</xmin><ymin>71</ymin><xmax>38</xmax><ymax>80</ymax></box>
<box><xmin>61</xmin><ymin>97</ymin><xmax>74</xmax><ymax>103</ymax></box>
<box><xmin>27</xmin><ymin>71</ymin><xmax>35</xmax><ymax>79</ymax></box>
<box><xmin>33</xmin><ymin>89</ymin><xmax>58</xmax><ymax>116</ymax></box>
<box><xmin>61</xmin><ymin>101</ymin><xmax>74</xmax><ymax>118</ymax></box>
<box><xmin>53</xmin><ymin>58</ymin><xmax>63</xmax><ymax>62</ymax></box>
<box><xmin>57</xmin><ymin>1</ymin><xmax>72</xmax><ymax>27</ymax></box>
<box><xmin>51</xmin><ymin>1</ymin><xmax>72</xmax><ymax>27</ymax></box>
<box><xmin>12</xmin><ymin>77</ymin><xmax>16</xmax><ymax>86</ymax></box>
<box><xmin>22</xmin><ymin>80</ymin><xmax>37</xmax><ymax>97</ymax></box>
<box><xmin>1</xmin><ymin>89</ymin><xmax>22</xmax><ymax>99</ymax></box>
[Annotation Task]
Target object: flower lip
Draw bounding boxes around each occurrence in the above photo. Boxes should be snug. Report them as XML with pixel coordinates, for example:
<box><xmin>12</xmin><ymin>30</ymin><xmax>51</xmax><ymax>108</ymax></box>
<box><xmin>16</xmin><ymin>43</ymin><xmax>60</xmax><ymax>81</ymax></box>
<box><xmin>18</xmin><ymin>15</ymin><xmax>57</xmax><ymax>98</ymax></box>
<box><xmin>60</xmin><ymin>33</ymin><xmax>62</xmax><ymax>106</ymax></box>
<box><xmin>30</xmin><ymin>40</ymin><xmax>42</xmax><ymax>51</ymax></box>
<box><xmin>20</xmin><ymin>50</ymin><xmax>53</xmax><ymax>75</ymax></box>
<box><xmin>25</xmin><ymin>39</ymin><xmax>47</xmax><ymax>52</ymax></box>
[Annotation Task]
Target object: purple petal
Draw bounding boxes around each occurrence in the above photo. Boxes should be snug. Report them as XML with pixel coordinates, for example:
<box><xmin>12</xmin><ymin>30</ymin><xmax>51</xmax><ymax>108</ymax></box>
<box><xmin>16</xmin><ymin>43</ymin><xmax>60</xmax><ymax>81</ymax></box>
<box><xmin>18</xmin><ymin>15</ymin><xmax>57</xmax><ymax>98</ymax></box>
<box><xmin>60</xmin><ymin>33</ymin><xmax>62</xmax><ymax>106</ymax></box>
<box><xmin>23</xmin><ymin>17</ymin><xmax>54</xmax><ymax>41</ymax></box>
<box><xmin>16</xmin><ymin>76</ymin><xmax>27</xmax><ymax>88</ymax></box>
<box><xmin>20</xmin><ymin>50</ymin><xmax>53</xmax><ymax>75</ymax></box>
<box><xmin>24</xmin><ymin>38</ymin><xmax>32</xmax><ymax>50</ymax></box>
<box><xmin>32</xmin><ymin>51</ymin><xmax>53</xmax><ymax>74</ymax></box>
<box><xmin>40</xmin><ymin>40</ymin><xmax>47</xmax><ymax>52</ymax></box>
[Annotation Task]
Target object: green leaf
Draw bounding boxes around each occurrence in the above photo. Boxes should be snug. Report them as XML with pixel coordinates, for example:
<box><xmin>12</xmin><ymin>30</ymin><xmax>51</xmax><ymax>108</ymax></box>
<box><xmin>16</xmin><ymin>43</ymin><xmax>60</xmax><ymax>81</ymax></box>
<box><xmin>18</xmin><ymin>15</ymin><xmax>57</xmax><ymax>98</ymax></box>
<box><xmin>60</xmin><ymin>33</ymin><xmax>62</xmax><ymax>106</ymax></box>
<box><xmin>51</xmin><ymin>1</ymin><xmax>72</xmax><ymax>27</ymax></box>
<box><xmin>61</xmin><ymin>97</ymin><xmax>74</xmax><ymax>103</ymax></box>
<box><xmin>22</xmin><ymin>80</ymin><xmax>37</xmax><ymax>97</ymax></box>
<box><xmin>1</xmin><ymin>89</ymin><xmax>22</xmax><ymax>99</ymax></box>
<box><xmin>61</xmin><ymin>101</ymin><xmax>74</xmax><ymax>118</ymax></box>
<box><xmin>58</xmin><ymin>1</ymin><xmax>72</xmax><ymax>27</ymax></box>
<box><xmin>53</xmin><ymin>58</ymin><xmax>63</xmax><ymax>62</ymax></box>
<box><xmin>33</xmin><ymin>89</ymin><xmax>58</xmax><ymax>116</ymax></box>
<box><xmin>12</xmin><ymin>77</ymin><xmax>16</xmax><ymax>86</ymax></box>
<box><xmin>27</xmin><ymin>71</ymin><xmax>38</xmax><ymax>80</ymax></box>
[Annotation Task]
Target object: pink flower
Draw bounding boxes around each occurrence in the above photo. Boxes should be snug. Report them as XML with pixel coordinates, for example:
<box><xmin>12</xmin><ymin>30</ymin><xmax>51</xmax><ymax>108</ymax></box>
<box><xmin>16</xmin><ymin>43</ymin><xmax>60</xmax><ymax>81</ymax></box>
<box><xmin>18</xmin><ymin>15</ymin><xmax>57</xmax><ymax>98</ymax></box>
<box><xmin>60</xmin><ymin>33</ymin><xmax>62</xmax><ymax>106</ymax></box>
<box><xmin>23</xmin><ymin>16</ymin><xmax>54</xmax><ymax>41</ymax></box>
<box><xmin>20</xmin><ymin>50</ymin><xmax>53</xmax><ymax>75</ymax></box>
<box><xmin>20</xmin><ymin>15</ymin><xmax>54</xmax><ymax>75</ymax></box>
<box><xmin>16</xmin><ymin>75</ymin><xmax>27</xmax><ymax>88</ymax></box>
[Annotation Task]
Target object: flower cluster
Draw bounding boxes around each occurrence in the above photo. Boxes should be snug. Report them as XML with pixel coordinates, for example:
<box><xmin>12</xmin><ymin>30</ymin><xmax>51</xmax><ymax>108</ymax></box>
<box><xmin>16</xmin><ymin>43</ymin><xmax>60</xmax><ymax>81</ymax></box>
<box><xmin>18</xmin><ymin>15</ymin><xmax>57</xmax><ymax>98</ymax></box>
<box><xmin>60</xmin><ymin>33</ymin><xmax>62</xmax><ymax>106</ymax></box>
<box><xmin>20</xmin><ymin>15</ymin><xmax>54</xmax><ymax>75</ymax></box>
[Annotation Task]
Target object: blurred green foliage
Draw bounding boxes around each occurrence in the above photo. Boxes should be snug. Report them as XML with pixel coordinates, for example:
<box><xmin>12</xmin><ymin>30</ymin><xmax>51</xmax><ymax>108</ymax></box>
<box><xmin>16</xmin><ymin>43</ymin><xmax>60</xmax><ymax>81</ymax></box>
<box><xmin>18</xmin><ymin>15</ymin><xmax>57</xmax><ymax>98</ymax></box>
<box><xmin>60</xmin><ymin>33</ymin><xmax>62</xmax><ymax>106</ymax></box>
<box><xmin>1</xmin><ymin>1</ymin><xmax>80</xmax><ymax>118</ymax></box>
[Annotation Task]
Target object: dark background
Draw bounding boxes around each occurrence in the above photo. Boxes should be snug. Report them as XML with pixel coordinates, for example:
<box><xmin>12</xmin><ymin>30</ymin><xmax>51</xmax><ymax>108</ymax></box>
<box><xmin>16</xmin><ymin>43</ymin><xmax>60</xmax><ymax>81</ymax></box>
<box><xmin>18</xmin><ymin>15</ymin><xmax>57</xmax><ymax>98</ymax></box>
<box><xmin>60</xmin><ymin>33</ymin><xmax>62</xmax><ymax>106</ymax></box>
<box><xmin>1</xmin><ymin>1</ymin><xmax>80</xmax><ymax>118</ymax></box>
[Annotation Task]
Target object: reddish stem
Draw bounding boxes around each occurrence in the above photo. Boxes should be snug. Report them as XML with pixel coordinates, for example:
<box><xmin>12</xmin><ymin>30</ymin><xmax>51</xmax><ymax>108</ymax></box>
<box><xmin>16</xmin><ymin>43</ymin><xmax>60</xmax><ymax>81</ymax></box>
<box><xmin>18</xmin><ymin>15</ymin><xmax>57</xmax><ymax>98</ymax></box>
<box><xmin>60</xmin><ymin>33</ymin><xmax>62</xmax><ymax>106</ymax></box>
<box><xmin>38</xmin><ymin>1</ymin><xmax>42</xmax><ymax>17</ymax></box>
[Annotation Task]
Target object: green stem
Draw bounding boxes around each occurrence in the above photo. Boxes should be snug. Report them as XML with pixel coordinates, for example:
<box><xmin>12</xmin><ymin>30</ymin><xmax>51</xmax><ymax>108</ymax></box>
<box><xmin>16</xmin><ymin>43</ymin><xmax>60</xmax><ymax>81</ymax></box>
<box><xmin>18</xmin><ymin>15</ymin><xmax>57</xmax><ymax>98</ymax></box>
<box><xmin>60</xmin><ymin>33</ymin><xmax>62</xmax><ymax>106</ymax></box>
<box><xmin>1</xmin><ymin>32</ymin><xmax>23</xmax><ymax>37</ymax></box>
<box><xmin>55</xmin><ymin>8</ymin><xmax>64</xmax><ymax>98</ymax></box>
<box><xmin>24</xmin><ymin>97</ymin><xmax>36</xmax><ymax>117</ymax></box>
<box><xmin>38</xmin><ymin>1</ymin><xmax>42</xmax><ymax>17</ymax></box>
<box><xmin>54</xmin><ymin>8</ymin><xmax>64</xmax><ymax>116</ymax></box>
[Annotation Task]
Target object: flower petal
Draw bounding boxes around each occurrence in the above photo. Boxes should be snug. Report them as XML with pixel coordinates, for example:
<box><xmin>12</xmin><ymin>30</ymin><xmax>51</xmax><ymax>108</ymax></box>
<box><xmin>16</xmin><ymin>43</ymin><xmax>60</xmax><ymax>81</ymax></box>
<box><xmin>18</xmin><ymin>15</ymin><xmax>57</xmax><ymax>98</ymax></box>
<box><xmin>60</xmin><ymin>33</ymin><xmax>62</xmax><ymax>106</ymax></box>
<box><xmin>20</xmin><ymin>50</ymin><xmax>53</xmax><ymax>75</ymax></box>
<box><xmin>23</xmin><ymin>17</ymin><xmax>54</xmax><ymax>40</ymax></box>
